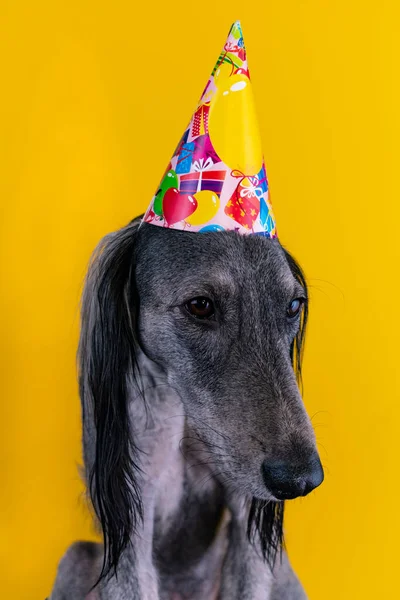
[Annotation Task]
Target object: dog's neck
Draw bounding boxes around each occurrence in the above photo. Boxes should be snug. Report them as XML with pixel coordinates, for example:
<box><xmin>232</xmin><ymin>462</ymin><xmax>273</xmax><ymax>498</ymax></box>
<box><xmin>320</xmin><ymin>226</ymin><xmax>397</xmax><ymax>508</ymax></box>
<box><xmin>128</xmin><ymin>352</ymin><xmax>231</xmax><ymax>599</ymax></box>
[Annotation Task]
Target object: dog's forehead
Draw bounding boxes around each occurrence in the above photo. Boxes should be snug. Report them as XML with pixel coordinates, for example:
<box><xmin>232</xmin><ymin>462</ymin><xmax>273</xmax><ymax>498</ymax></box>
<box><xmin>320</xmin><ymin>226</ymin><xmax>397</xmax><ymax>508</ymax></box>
<box><xmin>136</xmin><ymin>225</ymin><xmax>295</xmax><ymax>295</ymax></box>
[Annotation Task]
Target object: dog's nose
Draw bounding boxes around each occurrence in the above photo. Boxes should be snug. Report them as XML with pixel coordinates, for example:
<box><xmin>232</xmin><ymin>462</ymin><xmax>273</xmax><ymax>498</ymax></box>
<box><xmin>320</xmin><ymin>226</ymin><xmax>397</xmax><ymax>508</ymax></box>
<box><xmin>261</xmin><ymin>453</ymin><xmax>324</xmax><ymax>500</ymax></box>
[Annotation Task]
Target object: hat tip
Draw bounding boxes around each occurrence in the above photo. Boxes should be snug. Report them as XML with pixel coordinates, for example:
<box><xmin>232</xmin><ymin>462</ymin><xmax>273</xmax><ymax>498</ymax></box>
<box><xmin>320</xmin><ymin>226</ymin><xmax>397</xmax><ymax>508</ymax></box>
<box><xmin>229</xmin><ymin>19</ymin><xmax>243</xmax><ymax>38</ymax></box>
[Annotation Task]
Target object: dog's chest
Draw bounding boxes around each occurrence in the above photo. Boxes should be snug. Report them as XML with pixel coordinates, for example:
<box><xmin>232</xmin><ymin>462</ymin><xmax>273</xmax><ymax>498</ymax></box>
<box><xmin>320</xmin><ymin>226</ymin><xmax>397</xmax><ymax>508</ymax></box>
<box><xmin>149</xmin><ymin>429</ymin><xmax>229</xmax><ymax>600</ymax></box>
<box><xmin>156</xmin><ymin>514</ymin><xmax>229</xmax><ymax>600</ymax></box>
<box><xmin>159</xmin><ymin>573</ymin><xmax>221</xmax><ymax>600</ymax></box>
<box><xmin>129</xmin><ymin>363</ymin><xmax>230</xmax><ymax>599</ymax></box>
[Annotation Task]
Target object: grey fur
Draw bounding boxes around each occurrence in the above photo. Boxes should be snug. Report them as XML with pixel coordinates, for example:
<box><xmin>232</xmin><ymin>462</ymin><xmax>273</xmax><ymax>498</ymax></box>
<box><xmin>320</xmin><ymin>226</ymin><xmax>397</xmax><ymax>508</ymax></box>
<box><xmin>49</xmin><ymin>219</ymin><xmax>322</xmax><ymax>599</ymax></box>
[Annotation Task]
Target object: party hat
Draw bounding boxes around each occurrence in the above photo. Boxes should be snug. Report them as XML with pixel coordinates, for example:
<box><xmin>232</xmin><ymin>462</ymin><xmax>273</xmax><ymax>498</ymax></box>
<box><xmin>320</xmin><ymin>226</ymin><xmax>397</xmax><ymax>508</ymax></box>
<box><xmin>142</xmin><ymin>21</ymin><xmax>277</xmax><ymax>237</ymax></box>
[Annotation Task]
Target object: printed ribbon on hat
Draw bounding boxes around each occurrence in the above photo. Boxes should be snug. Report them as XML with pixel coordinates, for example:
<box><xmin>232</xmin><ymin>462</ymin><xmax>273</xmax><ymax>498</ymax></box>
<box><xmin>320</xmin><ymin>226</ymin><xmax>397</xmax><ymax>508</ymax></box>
<box><xmin>142</xmin><ymin>20</ymin><xmax>277</xmax><ymax>237</ymax></box>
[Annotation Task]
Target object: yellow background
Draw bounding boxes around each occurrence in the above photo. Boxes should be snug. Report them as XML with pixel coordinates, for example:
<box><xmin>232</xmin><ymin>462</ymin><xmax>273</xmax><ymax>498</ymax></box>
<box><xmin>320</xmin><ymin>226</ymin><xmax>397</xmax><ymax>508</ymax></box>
<box><xmin>1</xmin><ymin>1</ymin><xmax>399</xmax><ymax>598</ymax></box>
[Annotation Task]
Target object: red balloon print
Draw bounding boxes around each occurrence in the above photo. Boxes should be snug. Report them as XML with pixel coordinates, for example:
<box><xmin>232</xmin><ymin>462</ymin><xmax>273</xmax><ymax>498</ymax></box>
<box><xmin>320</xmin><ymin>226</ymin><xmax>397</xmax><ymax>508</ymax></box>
<box><xmin>162</xmin><ymin>188</ymin><xmax>198</xmax><ymax>226</ymax></box>
<box><xmin>234</xmin><ymin>67</ymin><xmax>250</xmax><ymax>78</ymax></box>
<box><xmin>144</xmin><ymin>208</ymin><xmax>155</xmax><ymax>223</ymax></box>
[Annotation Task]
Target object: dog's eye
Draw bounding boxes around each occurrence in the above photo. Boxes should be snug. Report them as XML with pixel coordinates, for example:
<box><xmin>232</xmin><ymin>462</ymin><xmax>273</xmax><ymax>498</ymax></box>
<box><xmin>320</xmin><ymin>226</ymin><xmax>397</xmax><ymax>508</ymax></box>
<box><xmin>287</xmin><ymin>298</ymin><xmax>304</xmax><ymax>319</ymax></box>
<box><xmin>185</xmin><ymin>297</ymin><xmax>215</xmax><ymax>320</ymax></box>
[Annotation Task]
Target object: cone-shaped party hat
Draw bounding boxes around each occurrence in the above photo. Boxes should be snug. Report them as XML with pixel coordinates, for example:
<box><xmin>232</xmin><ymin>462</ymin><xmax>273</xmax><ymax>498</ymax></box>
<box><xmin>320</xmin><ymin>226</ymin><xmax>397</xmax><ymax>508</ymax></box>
<box><xmin>142</xmin><ymin>21</ymin><xmax>277</xmax><ymax>237</ymax></box>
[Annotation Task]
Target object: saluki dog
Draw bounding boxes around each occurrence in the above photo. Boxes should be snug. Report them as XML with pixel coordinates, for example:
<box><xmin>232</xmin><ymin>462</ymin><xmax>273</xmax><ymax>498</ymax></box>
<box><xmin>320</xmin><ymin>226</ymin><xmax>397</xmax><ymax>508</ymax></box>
<box><xmin>50</xmin><ymin>216</ymin><xmax>324</xmax><ymax>599</ymax></box>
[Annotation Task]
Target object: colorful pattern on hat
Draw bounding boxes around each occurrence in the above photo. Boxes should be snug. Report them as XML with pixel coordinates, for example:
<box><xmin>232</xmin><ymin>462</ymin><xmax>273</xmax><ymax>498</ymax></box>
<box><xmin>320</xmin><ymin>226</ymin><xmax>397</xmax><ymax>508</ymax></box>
<box><xmin>142</xmin><ymin>21</ymin><xmax>277</xmax><ymax>237</ymax></box>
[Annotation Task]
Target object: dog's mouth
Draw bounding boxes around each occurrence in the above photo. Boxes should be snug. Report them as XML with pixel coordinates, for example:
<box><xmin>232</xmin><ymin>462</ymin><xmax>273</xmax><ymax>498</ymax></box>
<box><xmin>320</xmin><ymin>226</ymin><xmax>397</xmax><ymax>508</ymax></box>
<box><xmin>268</xmin><ymin>487</ymin><xmax>307</xmax><ymax>501</ymax></box>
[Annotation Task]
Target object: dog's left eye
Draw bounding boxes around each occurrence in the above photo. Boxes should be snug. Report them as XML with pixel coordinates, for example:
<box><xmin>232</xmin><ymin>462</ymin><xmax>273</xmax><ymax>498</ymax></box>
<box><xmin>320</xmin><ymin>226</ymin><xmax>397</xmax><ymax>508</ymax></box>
<box><xmin>185</xmin><ymin>297</ymin><xmax>215</xmax><ymax>320</ymax></box>
<box><xmin>287</xmin><ymin>298</ymin><xmax>305</xmax><ymax>319</ymax></box>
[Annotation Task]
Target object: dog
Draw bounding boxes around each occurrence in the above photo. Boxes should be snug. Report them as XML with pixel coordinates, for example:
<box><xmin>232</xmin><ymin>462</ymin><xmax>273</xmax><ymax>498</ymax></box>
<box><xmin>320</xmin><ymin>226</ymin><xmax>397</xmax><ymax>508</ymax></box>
<box><xmin>49</xmin><ymin>215</ymin><xmax>324</xmax><ymax>599</ymax></box>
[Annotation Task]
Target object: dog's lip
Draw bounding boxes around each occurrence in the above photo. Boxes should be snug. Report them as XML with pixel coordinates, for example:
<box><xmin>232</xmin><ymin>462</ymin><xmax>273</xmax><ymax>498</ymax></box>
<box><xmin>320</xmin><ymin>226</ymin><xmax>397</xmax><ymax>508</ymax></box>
<box><xmin>270</xmin><ymin>489</ymin><xmax>300</xmax><ymax>501</ymax></box>
<box><xmin>252</xmin><ymin>491</ymin><xmax>284</xmax><ymax>503</ymax></box>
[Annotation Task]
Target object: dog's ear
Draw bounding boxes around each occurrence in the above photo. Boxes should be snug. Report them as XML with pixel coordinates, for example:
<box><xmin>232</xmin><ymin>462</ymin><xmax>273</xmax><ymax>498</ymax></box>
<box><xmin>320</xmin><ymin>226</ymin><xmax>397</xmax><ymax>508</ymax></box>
<box><xmin>79</xmin><ymin>219</ymin><xmax>143</xmax><ymax>582</ymax></box>
<box><xmin>246</xmin><ymin>248</ymin><xmax>308</xmax><ymax>570</ymax></box>
<box><xmin>282</xmin><ymin>247</ymin><xmax>308</xmax><ymax>387</ymax></box>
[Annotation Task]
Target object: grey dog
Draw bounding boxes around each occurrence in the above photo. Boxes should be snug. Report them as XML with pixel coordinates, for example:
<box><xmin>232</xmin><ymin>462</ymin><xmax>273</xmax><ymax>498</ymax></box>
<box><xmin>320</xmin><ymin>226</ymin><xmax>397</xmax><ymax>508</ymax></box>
<box><xmin>49</xmin><ymin>216</ymin><xmax>324</xmax><ymax>599</ymax></box>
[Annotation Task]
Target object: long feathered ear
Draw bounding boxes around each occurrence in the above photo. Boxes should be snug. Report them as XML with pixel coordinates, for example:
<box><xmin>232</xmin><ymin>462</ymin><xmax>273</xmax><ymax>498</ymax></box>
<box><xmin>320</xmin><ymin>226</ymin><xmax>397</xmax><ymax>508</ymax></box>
<box><xmin>247</xmin><ymin>247</ymin><xmax>308</xmax><ymax>570</ymax></box>
<box><xmin>282</xmin><ymin>247</ymin><xmax>308</xmax><ymax>388</ymax></box>
<box><xmin>79</xmin><ymin>220</ymin><xmax>143</xmax><ymax>583</ymax></box>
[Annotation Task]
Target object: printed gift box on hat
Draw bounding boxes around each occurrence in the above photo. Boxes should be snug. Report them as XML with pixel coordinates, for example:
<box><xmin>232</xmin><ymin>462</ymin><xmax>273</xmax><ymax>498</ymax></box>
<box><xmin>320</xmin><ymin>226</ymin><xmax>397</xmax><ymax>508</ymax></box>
<box><xmin>191</xmin><ymin>103</ymin><xmax>210</xmax><ymax>138</ymax></box>
<box><xmin>175</xmin><ymin>141</ymin><xmax>195</xmax><ymax>175</ymax></box>
<box><xmin>225</xmin><ymin>166</ymin><xmax>269</xmax><ymax>230</ymax></box>
<box><xmin>175</xmin><ymin>133</ymin><xmax>220</xmax><ymax>175</ymax></box>
<box><xmin>180</xmin><ymin>165</ymin><xmax>226</xmax><ymax>195</ymax></box>
<box><xmin>225</xmin><ymin>172</ymin><xmax>261</xmax><ymax>230</ymax></box>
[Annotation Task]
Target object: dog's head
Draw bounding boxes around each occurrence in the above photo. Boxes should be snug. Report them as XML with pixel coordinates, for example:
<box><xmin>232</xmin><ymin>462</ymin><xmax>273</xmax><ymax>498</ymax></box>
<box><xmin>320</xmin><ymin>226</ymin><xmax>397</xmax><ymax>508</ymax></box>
<box><xmin>80</xmin><ymin>218</ymin><xmax>323</xmax><ymax>579</ymax></box>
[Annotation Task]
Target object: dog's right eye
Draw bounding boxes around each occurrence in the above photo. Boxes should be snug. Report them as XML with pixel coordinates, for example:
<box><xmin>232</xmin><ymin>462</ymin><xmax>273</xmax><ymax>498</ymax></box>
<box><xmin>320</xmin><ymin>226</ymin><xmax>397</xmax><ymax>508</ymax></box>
<box><xmin>287</xmin><ymin>298</ymin><xmax>305</xmax><ymax>319</ymax></box>
<box><xmin>185</xmin><ymin>297</ymin><xmax>215</xmax><ymax>320</ymax></box>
